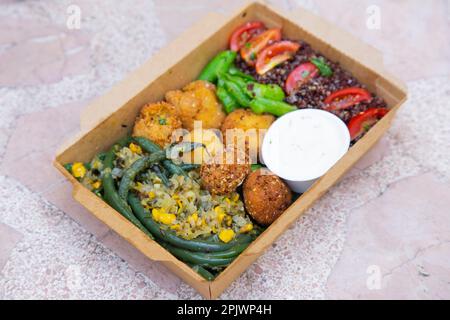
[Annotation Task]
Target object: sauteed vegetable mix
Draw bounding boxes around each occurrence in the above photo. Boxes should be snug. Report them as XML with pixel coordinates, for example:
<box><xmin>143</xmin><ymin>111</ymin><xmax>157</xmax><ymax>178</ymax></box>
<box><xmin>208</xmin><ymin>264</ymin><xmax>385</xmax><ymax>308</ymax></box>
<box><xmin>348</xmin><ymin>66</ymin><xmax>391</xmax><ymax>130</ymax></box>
<box><xmin>65</xmin><ymin>22</ymin><xmax>389</xmax><ymax>280</ymax></box>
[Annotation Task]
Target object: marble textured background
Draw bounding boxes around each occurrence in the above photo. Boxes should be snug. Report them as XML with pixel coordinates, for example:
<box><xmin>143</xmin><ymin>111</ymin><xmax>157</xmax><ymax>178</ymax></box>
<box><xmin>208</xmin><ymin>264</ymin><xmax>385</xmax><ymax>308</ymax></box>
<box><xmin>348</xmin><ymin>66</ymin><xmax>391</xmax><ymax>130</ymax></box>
<box><xmin>0</xmin><ymin>0</ymin><xmax>449</xmax><ymax>299</ymax></box>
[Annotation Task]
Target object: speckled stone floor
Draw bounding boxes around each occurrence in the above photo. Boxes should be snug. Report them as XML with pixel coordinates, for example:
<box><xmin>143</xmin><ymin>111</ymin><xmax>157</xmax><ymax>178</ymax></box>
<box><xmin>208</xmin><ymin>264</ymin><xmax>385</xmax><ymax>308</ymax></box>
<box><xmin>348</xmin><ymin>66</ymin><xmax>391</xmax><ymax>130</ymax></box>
<box><xmin>0</xmin><ymin>0</ymin><xmax>449</xmax><ymax>299</ymax></box>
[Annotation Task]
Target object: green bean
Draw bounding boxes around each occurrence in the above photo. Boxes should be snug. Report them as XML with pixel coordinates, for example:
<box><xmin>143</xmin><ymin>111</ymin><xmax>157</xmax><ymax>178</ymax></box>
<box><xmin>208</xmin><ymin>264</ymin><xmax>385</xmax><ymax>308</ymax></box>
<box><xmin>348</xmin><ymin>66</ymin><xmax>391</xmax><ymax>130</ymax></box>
<box><xmin>64</xmin><ymin>163</ymin><xmax>73</xmax><ymax>172</ymax></box>
<box><xmin>132</xmin><ymin>137</ymin><xmax>188</xmax><ymax>177</ymax></box>
<box><xmin>201</xmin><ymin>242</ymin><xmax>249</xmax><ymax>259</ymax></box>
<box><xmin>190</xmin><ymin>265</ymin><xmax>216</xmax><ymax>281</ymax></box>
<box><xmin>179</xmin><ymin>163</ymin><xmax>200</xmax><ymax>171</ymax></box>
<box><xmin>198</xmin><ymin>51</ymin><xmax>237</xmax><ymax>83</ymax></box>
<box><xmin>132</xmin><ymin>136</ymin><xmax>160</xmax><ymax>153</ymax></box>
<box><xmin>161</xmin><ymin>242</ymin><xmax>235</xmax><ymax>267</ymax></box>
<box><xmin>152</xmin><ymin>164</ymin><xmax>171</xmax><ymax>187</ymax></box>
<box><xmin>102</xmin><ymin>143</ymin><xmax>154</xmax><ymax>240</ymax></box>
<box><xmin>128</xmin><ymin>194</ymin><xmax>253</xmax><ymax>252</ymax></box>
<box><xmin>118</xmin><ymin>151</ymin><xmax>166</xmax><ymax>200</ymax></box>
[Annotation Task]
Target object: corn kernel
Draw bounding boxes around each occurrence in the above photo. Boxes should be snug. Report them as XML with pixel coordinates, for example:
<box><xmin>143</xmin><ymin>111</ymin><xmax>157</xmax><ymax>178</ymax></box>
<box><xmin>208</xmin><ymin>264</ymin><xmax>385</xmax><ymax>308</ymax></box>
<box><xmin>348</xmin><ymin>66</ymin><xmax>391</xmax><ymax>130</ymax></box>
<box><xmin>148</xmin><ymin>191</ymin><xmax>155</xmax><ymax>199</ymax></box>
<box><xmin>226</xmin><ymin>215</ymin><xmax>232</xmax><ymax>226</ymax></box>
<box><xmin>188</xmin><ymin>212</ymin><xmax>198</xmax><ymax>225</ymax></box>
<box><xmin>92</xmin><ymin>181</ymin><xmax>102</xmax><ymax>189</ymax></box>
<box><xmin>177</xmin><ymin>200</ymin><xmax>183</xmax><ymax>213</ymax></box>
<box><xmin>170</xmin><ymin>224</ymin><xmax>181</xmax><ymax>231</ymax></box>
<box><xmin>159</xmin><ymin>213</ymin><xmax>176</xmax><ymax>225</ymax></box>
<box><xmin>239</xmin><ymin>223</ymin><xmax>253</xmax><ymax>233</ymax></box>
<box><xmin>219</xmin><ymin>229</ymin><xmax>235</xmax><ymax>243</ymax></box>
<box><xmin>232</xmin><ymin>193</ymin><xmax>239</xmax><ymax>202</ymax></box>
<box><xmin>152</xmin><ymin>208</ymin><xmax>162</xmax><ymax>222</ymax></box>
<box><xmin>72</xmin><ymin>162</ymin><xmax>87</xmax><ymax>178</ymax></box>
<box><xmin>129</xmin><ymin>143</ymin><xmax>142</xmax><ymax>154</ymax></box>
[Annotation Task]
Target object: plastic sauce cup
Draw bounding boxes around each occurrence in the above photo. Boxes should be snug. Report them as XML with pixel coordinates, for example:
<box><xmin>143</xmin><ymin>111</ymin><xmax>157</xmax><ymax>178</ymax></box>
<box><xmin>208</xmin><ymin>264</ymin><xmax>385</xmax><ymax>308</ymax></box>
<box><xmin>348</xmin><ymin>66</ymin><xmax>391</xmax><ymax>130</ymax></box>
<box><xmin>261</xmin><ymin>109</ymin><xmax>350</xmax><ymax>193</ymax></box>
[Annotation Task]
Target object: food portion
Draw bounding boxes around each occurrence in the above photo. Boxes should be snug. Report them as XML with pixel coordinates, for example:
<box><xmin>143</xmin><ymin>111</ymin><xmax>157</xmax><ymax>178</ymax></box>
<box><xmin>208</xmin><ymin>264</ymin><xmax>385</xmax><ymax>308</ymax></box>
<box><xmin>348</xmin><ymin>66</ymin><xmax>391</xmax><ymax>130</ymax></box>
<box><xmin>234</xmin><ymin>35</ymin><xmax>388</xmax><ymax>137</ymax></box>
<box><xmin>165</xmin><ymin>80</ymin><xmax>225</xmax><ymax>131</ymax></box>
<box><xmin>243</xmin><ymin>168</ymin><xmax>292</xmax><ymax>225</ymax></box>
<box><xmin>132</xmin><ymin>102</ymin><xmax>182</xmax><ymax>147</ymax></box>
<box><xmin>64</xmin><ymin>20</ymin><xmax>390</xmax><ymax>281</ymax></box>
<box><xmin>221</xmin><ymin>109</ymin><xmax>275</xmax><ymax>159</ymax></box>
<box><xmin>200</xmin><ymin>146</ymin><xmax>250</xmax><ymax>196</ymax></box>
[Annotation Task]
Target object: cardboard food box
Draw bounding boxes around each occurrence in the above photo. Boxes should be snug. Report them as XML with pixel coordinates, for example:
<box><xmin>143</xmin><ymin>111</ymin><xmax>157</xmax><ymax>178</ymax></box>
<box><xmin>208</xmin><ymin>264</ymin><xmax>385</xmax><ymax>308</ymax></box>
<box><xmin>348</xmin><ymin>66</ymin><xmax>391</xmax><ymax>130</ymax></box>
<box><xmin>54</xmin><ymin>1</ymin><xmax>407</xmax><ymax>299</ymax></box>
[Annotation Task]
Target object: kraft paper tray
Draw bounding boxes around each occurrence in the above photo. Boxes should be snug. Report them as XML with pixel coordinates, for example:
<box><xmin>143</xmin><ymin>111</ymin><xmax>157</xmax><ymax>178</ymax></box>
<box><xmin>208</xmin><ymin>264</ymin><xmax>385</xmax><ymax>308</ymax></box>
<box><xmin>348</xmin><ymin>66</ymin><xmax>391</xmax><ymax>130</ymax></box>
<box><xmin>54</xmin><ymin>1</ymin><xmax>407</xmax><ymax>299</ymax></box>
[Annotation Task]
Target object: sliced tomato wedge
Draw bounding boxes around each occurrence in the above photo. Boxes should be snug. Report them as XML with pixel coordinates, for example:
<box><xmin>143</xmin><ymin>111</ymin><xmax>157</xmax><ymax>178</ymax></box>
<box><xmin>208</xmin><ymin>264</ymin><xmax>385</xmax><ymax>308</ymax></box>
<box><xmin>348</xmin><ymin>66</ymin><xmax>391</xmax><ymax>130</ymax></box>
<box><xmin>240</xmin><ymin>28</ymin><xmax>282</xmax><ymax>66</ymax></box>
<box><xmin>285</xmin><ymin>62</ymin><xmax>319</xmax><ymax>94</ymax></box>
<box><xmin>255</xmin><ymin>41</ymin><xmax>300</xmax><ymax>75</ymax></box>
<box><xmin>324</xmin><ymin>87</ymin><xmax>372</xmax><ymax>111</ymax></box>
<box><xmin>229</xmin><ymin>21</ymin><xmax>266</xmax><ymax>52</ymax></box>
<box><xmin>348</xmin><ymin>108</ymin><xmax>389</xmax><ymax>140</ymax></box>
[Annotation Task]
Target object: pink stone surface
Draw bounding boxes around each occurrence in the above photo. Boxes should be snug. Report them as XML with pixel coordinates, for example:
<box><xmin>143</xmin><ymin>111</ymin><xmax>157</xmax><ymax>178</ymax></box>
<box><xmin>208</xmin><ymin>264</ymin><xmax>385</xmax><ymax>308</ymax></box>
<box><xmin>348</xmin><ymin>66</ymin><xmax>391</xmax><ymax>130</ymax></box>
<box><xmin>0</xmin><ymin>223</ymin><xmax>23</xmax><ymax>271</ymax></box>
<box><xmin>326</xmin><ymin>174</ymin><xmax>450</xmax><ymax>299</ymax></box>
<box><xmin>0</xmin><ymin>18</ymin><xmax>91</xmax><ymax>87</ymax></box>
<box><xmin>0</xmin><ymin>0</ymin><xmax>449</xmax><ymax>300</ymax></box>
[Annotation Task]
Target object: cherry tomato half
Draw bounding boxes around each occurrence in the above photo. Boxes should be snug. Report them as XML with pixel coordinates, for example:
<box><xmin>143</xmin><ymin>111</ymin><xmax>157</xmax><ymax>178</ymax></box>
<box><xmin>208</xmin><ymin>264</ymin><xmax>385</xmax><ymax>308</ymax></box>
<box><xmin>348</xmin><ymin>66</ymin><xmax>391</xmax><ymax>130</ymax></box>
<box><xmin>324</xmin><ymin>87</ymin><xmax>372</xmax><ymax>111</ymax></box>
<box><xmin>285</xmin><ymin>62</ymin><xmax>319</xmax><ymax>94</ymax></box>
<box><xmin>240</xmin><ymin>28</ymin><xmax>282</xmax><ymax>66</ymax></box>
<box><xmin>229</xmin><ymin>21</ymin><xmax>266</xmax><ymax>52</ymax></box>
<box><xmin>348</xmin><ymin>108</ymin><xmax>389</xmax><ymax>140</ymax></box>
<box><xmin>255</xmin><ymin>41</ymin><xmax>300</xmax><ymax>75</ymax></box>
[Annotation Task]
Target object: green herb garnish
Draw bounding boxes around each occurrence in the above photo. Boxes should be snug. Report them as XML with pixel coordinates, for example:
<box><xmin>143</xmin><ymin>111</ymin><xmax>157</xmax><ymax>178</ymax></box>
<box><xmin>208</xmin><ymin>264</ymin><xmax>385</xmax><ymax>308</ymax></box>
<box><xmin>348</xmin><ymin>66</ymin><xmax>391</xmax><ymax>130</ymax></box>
<box><xmin>310</xmin><ymin>57</ymin><xmax>333</xmax><ymax>77</ymax></box>
<box><xmin>159</xmin><ymin>118</ymin><xmax>167</xmax><ymax>125</ymax></box>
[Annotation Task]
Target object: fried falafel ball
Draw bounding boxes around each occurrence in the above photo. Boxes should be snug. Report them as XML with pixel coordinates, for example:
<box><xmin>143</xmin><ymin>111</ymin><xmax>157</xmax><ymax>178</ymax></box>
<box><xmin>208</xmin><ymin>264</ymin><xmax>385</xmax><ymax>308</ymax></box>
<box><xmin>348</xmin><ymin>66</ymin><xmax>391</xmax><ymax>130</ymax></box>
<box><xmin>132</xmin><ymin>102</ymin><xmax>182</xmax><ymax>148</ymax></box>
<box><xmin>200</xmin><ymin>146</ymin><xmax>250</xmax><ymax>195</ymax></box>
<box><xmin>165</xmin><ymin>80</ymin><xmax>226</xmax><ymax>131</ymax></box>
<box><xmin>221</xmin><ymin>109</ymin><xmax>275</xmax><ymax>162</ymax></box>
<box><xmin>243</xmin><ymin>168</ymin><xmax>292</xmax><ymax>225</ymax></box>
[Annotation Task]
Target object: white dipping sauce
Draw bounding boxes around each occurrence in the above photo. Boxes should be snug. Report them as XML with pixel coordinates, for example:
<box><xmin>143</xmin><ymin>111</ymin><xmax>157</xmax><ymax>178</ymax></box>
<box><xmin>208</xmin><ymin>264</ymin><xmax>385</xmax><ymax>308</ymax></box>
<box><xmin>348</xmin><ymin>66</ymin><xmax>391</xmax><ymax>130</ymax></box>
<box><xmin>262</xmin><ymin>109</ymin><xmax>350</xmax><ymax>192</ymax></box>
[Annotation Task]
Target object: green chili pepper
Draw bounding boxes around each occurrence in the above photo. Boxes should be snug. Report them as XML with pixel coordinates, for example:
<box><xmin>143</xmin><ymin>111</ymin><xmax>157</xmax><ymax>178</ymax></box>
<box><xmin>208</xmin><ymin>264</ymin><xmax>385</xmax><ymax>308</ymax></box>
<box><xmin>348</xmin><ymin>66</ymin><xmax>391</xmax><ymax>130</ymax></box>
<box><xmin>219</xmin><ymin>72</ymin><xmax>248</xmax><ymax>87</ymax></box>
<box><xmin>223</xmin><ymin>80</ymin><xmax>251</xmax><ymax>108</ymax></box>
<box><xmin>217</xmin><ymin>82</ymin><xmax>238</xmax><ymax>114</ymax></box>
<box><xmin>251</xmin><ymin>164</ymin><xmax>263</xmax><ymax>171</ymax></box>
<box><xmin>198</xmin><ymin>51</ymin><xmax>237</xmax><ymax>83</ymax></box>
<box><xmin>244</xmin><ymin>82</ymin><xmax>285</xmax><ymax>101</ymax></box>
<box><xmin>228</xmin><ymin>65</ymin><xmax>255</xmax><ymax>81</ymax></box>
<box><xmin>310</xmin><ymin>57</ymin><xmax>333</xmax><ymax>77</ymax></box>
<box><xmin>249</xmin><ymin>98</ymin><xmax>297</xmax><ymax>117</ymax></box>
